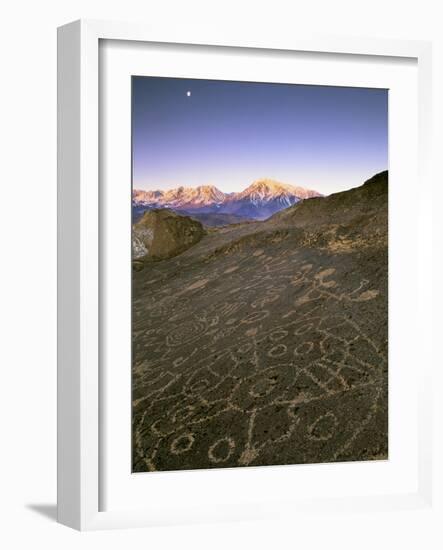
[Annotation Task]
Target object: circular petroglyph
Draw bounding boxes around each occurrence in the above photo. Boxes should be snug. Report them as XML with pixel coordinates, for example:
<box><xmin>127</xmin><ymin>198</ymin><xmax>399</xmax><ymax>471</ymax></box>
<box><xmin>269</xmin><ymin>329</ymin><xmax>289</xmax><ymax>342</ymax></box>
<box><xmin>208</xmin><ymin>437</ymin><xmax>235</xmax><ymax>463</ymax></box>
<box><xmin>307</xmin><ymin>412</ymin><xmax>338</xmax><ymax>441</ymax></box>
<box><xmin>166</xmin><ymin>319</ymin><xmax>206</xmax><ymax>347</ymax></box>
<box><xmin>294</xmin><ymin>323</ymin><xmax>314</xmax><ymax>335</ymax></box>
<box><xmin>171</xmin><ymin>433</ymin><xmax>195</xmax><ymax>455</ymax></box>
<box><xmin>151</xmin><ymin>417</ymin><xmax>175</xmax><ymax>437</ymax></box>
<box><xmin>268</xmin><ymin>344</ymin><xmax>287</xmax><ymax>358</ymax></box>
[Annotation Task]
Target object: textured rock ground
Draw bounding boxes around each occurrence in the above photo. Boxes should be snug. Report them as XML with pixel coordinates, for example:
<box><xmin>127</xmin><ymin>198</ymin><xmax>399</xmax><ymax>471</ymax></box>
<box><xmin>132</xmin><ymin>171</ymin><xmax>388</xmax><ymax>472</ymax></box>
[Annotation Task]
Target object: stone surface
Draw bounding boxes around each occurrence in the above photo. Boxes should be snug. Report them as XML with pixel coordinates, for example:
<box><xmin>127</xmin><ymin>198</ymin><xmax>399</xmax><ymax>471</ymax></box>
<box><xmin>132</xmin><ymin>172</ymin><xmax>388</xmax><ymax>472</ymax></box>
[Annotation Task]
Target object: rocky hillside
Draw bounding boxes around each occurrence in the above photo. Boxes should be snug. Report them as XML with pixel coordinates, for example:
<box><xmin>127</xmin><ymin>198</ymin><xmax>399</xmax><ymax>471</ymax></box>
<box><xmin>270</xmin><ymin>170</ymin><xmax>388</xmax><ymax>250</ymax></box>
<box><xmin>132</xmin><ymin>171</ymin><xmax>388</xmax><ymax>472</ymax></box>
<box><xmin>274</xmin><ymin>171</ymin><xmax>387</xmax><ymax>226</ymax></box>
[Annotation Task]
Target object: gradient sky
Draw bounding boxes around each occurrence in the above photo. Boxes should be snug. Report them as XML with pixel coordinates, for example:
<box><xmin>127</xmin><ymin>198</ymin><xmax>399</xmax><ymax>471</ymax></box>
<box><xmin>132</xmin><ymin>76</ymin><xmax>388</xmax><ymax>195</ymax></box>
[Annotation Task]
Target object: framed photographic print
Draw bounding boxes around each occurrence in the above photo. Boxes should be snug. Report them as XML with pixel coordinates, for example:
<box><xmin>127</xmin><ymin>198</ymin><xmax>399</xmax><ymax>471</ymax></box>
<box><xmin>57</xmin><ymin>20</ymin><xmax>435</xmax><ymax>531</ymax></box>
<box><xmin>130</xmin><ymin>77</ymin><xmax>389</xmax><ymax>473</ymax></box>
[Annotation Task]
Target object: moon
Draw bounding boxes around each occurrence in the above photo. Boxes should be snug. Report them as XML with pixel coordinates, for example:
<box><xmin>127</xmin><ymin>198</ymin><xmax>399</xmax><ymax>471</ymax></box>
<box><xmin>186</xmin><ymin>90</ymin><xmax>191</xmax><ymax>97</ymax></box>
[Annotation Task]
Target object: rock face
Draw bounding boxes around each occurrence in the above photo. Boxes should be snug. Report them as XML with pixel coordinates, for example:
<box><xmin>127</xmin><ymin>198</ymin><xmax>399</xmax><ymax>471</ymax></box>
<box><xmin>132</xmin><ymin>171</ymin><xmax>388</xmax><ymax>472</ymax></box>
<box><xmin>132</xmin><ymin>209</ymin><xmax>206</xmax><ymax>260</ymax></box>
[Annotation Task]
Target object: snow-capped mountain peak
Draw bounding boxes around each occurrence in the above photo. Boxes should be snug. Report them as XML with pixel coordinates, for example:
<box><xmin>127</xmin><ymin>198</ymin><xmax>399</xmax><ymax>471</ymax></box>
<box><xmin>188</xmin><ymin>185</ymin><xmax>226</xmax><ymax>204</ymax></box>
<box><xmin>133</xmin><ymin>179</ymin><xmax>322</xmax><ymax>220</ymax></box>
<box><xmin>235</xmin><ymin>179</ymin><xmax>321</xmax><ymax>202</ymax></box>
<box><xmin>133</xmin><ymin>185</ymin><xmax>226</xmax><ymax>208</ymax></box>
<box><xmin>162</xmin><ymin>185</ymin><xmax>226</xmax><ymax>207</ymax></box>
<box><xmin>235</xmin><ymin>179</ymin><xmax>295</xmax><ymax>202</ymax></box>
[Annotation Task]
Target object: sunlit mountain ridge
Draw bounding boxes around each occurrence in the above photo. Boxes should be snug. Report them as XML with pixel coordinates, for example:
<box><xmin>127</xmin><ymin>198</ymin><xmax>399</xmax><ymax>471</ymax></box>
<box><xmin>133</xmin><ymin>179</ymin><xmax>322</xmax><ymax>221</ymax></box>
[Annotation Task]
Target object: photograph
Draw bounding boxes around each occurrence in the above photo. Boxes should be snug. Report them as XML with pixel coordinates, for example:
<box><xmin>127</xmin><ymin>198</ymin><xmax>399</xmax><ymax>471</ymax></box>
<box><xmin>131</xmin><ymin>76</ymin><xmax>389</xmax><ymax>472</ymax></box>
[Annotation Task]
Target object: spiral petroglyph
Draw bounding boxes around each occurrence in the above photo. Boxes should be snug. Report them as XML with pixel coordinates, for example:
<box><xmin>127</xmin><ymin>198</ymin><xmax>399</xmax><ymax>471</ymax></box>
<box><xmin>166</xmin><ymin>319</ymin><xmax>207</xmax><ymax>347</ymax></box>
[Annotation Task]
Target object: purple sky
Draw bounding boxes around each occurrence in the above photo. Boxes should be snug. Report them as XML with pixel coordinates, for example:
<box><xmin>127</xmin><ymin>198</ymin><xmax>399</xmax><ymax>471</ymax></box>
<box><xmin>132</xmin><ymin>76</ymin><xmax>388</xmax><ymax>195</ymax></box>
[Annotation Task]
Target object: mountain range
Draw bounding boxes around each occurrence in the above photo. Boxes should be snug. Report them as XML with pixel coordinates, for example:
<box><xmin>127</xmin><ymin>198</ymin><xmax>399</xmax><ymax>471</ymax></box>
<box><xmin>133</xmin><ymin>179</ymin><xmax>322</xmax><ymax>222</ymax></box>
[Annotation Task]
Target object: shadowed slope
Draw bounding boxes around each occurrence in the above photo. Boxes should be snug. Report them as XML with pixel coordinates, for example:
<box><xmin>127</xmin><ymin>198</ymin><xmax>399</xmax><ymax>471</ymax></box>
<box><xmin>273</xmin><ymin>170</ymin><xmax>387</xmax><ymax>226</ymax></box>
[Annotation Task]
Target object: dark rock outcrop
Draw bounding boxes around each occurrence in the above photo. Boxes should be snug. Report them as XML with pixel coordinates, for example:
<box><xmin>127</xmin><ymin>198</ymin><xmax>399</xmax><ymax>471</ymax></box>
<box><xmin>133</xmin><ymin>209</ymin><xmax>206</xmax><ymax>261</ymax></box>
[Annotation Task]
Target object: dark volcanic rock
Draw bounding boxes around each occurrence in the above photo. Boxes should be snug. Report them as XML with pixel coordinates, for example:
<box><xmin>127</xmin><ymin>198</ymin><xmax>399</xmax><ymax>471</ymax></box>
<box><xmin>132</xmin><ymin>209</ymin><xmax>206</xmax><ymax>261</ymax></box>
<box><xmin>131</xmin><ymin>172</ymin><xmax>389</xmax><ymax>472</ymax></box>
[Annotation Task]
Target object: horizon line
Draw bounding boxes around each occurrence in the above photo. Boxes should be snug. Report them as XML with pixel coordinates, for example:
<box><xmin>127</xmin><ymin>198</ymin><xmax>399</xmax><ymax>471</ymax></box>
<box><xmin>132</xmin><ymin>169</ymin><xmax>388</xmax><ymax>197</ymax></box>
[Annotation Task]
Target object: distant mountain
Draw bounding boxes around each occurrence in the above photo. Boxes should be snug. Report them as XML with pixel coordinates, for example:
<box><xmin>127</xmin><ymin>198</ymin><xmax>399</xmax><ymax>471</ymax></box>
<box><xmin>133</xmin><ymin>185</ymin><xmax>225</xmax><ymax>211</ymax></box>
<box><xmin>133</xmin><ymin>179</ymin><xmax>322</xmax><ymax>221</ymax></box>
<box><xmin>220</xmin><ymin>179</ymin><xmax>322</xmax><ymax>220</ymax></box>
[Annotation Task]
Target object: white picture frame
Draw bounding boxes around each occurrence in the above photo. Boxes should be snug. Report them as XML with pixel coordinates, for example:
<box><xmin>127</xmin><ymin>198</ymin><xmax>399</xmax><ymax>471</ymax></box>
<box><xmin>57</xmin><ymin>19</ymin><xmax>435</xmax><ymax>531</ymax></box>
